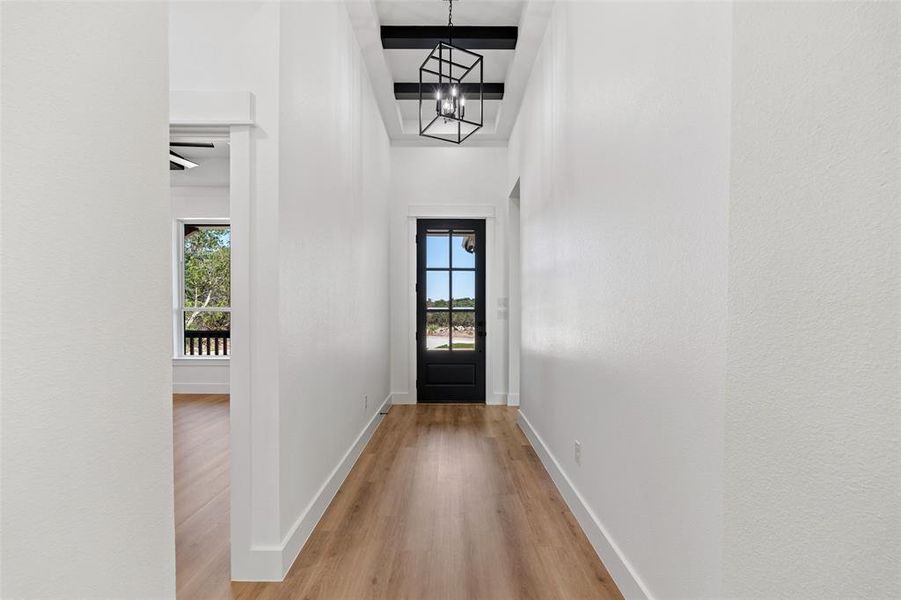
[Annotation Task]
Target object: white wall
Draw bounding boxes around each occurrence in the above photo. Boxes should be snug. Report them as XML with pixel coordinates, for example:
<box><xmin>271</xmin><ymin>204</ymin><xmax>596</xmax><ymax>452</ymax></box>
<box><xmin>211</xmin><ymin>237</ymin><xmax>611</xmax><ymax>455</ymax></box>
<box><xmin>171</xmin><ymin>186</ymin><xmax>230</xmax><ymax>393</ymax></box>
<box><xmin>277</xmin><ymin>0</ymin><xmax>391</xmax><ymax>557</ymax></box>
<box><xmin>388</xmin><ymin>146</ymin><xmax>510</xmax><ymax>404</ymax></box>
<box><xmin>723</xmin><ymin>3</ymin><xmax>900</xmax><ymax>597</ymax></box>
<box><xmin>1</xmin><ymin>2</ymin><xmax>175</xmax><ymax>597</ymax></box>
<box><xmin>509</xmin><ymin>2</ymin><xmax>900</xmax><ymax>598</ymax></box>
<box><xmin>507</xmin><ymin>3</ymin><xmax>732</xmax><ymax>598</ymax></box>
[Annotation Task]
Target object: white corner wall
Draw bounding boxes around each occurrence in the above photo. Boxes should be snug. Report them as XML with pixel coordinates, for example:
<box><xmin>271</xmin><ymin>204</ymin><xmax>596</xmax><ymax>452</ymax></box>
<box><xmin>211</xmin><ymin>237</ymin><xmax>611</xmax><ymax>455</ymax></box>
<box><xmin>1</xmin><ymin>2</ymin><xmax>175</xmax><ymax>597</ymax></box>
<box><xmin>723</xmin><ymin>3</ymin><xmax>900</xmax><ymax>597</ymax></box>
<box><xmin>388</xmin><ymin>146</ymin><xmax>510</xmax><ymax>405</ymax></box>
<box><xmin>276</xmin><ymin>1</ymin><xmax>391</xmax><ymax>566</ymax></box>
<box><xmin>507</xmin><ymin>2</ymin><xmax>732</xmax><ymax>598</ymax></box>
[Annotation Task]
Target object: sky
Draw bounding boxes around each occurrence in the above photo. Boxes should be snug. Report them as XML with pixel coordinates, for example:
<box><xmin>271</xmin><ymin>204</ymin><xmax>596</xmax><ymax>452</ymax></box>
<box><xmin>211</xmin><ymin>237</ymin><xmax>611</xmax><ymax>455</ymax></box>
<box><xmin>426</xmin><ymin>234</ymin><xmax>476</xmax><ymax>301</ymax></box>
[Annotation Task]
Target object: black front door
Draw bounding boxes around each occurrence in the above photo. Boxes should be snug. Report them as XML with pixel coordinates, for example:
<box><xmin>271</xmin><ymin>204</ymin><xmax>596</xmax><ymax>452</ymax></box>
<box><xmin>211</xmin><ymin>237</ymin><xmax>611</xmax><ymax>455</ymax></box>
<box><xmin>416</xmin><ymin>219</ymin><xmax>486</xmax><ymax>403</ymax></box>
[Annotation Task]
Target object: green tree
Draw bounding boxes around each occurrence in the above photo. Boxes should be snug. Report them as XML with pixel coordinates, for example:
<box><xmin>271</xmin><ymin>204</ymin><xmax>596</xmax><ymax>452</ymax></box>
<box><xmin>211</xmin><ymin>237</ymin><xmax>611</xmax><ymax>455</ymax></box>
<box><xmin>184</xmin><ymin>226</ymin><xmax>230</xmax><ymax>330</ymax></box>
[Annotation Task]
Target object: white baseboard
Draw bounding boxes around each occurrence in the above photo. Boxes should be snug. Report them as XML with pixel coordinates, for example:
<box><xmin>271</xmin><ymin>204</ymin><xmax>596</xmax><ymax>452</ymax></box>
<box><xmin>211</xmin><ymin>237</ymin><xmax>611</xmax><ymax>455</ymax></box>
<box><xmin>390</xmin><ymin>391</ymin><xmax>414</xmax><ymax>405</ymax></box>
<box><xmin>487</xmin><ymin>392</ymin><xmax>508</xmax><ymax>405</ymax></box>
<box><xmin>172</xmin><ymin>382</ymin><xmax>230</xmax><ymax>394</ymax></box>
<box><xmin>386</xmin><ymin>392</ymin><xmax>511</xmax><ymax>406</ymax></box>
<box><xmin>267</xmin><ymin>393</ymin><xmax>393</xmax><ymax>579</ymax></box>
<box><xmin>517</xmin><ymin>410</ymin><xmax>653</xmax><ymax>600</ymax></box>
<box><xmin>506</xmin><ymin>393</ymin><xmax>520</xmax><ymax>406</ymax></box>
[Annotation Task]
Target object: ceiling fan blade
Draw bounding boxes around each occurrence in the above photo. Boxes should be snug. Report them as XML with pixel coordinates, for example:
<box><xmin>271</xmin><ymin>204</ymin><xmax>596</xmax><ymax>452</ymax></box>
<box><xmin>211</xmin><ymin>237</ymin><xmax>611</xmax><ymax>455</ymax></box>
<box><xmin>169</xmin><ymin>151</ymin><xmax>199</xmax><ymax>170</ymax></box>
<box><xmin>169</xmin><ymin>142</ymin><xmax>214</xmax><ymax>148</ymax></box>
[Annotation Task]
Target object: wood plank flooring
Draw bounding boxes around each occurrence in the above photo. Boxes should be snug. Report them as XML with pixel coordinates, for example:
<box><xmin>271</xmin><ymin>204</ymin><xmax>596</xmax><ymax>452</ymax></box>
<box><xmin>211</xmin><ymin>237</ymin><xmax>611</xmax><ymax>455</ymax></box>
<box><xmin>174</xmin><ymin>397</ymin><xmax>623</xmax><ymax>600</ymax></box>
<box><xmin>174</xmin><ymin>394</ymin><xmax>231</xmax><ymax>600</ymax></box>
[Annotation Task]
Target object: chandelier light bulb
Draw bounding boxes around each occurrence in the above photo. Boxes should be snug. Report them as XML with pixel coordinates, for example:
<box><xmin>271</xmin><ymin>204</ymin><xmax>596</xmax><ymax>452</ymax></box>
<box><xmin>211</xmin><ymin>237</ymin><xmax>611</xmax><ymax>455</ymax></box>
<box><xmin>452</xmin><ymin>86</ymin><xmax>458</xmax><ymax>97</ymax></box>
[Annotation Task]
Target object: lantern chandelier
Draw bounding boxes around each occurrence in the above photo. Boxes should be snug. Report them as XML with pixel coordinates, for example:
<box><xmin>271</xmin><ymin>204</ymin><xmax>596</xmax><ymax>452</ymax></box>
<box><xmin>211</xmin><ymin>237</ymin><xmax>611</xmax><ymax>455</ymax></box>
<box><xmin>418</xmin><ymin>0</ymin><xmax>484</xmax><ymax>144</ymax></box>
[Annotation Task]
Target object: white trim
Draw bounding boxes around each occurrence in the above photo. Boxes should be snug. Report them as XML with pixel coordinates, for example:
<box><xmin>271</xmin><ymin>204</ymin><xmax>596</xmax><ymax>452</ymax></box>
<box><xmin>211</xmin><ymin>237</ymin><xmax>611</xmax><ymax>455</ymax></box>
<box><xmin>506</xmin><ymin>393</ymin><xmax>520</xmax><ymax>407</ymax></box>
<box><xmin>227</xmin><ymin>124</ymin><xmax>255</xmax><ymax>581</ymax></box>
<box><xmin>172</xmin><ymin>357</ymin><xmax>229</xmax><ymax>366</ymax></box>
<box><xmin>516</xmin><ymin>410</ymin><xmax>653</xmax><ymax>600</ymax></box>
<box><xmin>173</xmin><ymin>382</ymin><xmax>230</xmax><ymax>395</ymax></box>
<box><xmin>390</xmin><ymin>391</ymin><xmax>414</xmax><ymax>405</ymax></box>
<box><xmin>407</xmin><ymin>204</ymin><xmax>495</xmax><ymax>219</ymax></box>
<box><xmin>236</xmin><ymin>394</ymin><xmax>394</xmax><ymax>581</ymax></box>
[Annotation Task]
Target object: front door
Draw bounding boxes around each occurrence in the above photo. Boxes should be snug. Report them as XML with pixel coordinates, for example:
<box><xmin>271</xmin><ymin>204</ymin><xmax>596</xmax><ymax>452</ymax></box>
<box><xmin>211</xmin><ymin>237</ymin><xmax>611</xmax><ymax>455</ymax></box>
<box><xmin>416</xmin><ymin>219</ymin><xmax>486</xmax><ymax>403</ymax></box>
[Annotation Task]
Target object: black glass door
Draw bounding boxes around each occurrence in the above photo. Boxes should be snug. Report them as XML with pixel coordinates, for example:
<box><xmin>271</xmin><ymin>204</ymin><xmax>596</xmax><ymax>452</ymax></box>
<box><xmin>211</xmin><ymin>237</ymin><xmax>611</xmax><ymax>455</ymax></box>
<box><xmin>416</xmin><ymin>219</ymin><xmax>486</xmax><ymax>403</ymax></box>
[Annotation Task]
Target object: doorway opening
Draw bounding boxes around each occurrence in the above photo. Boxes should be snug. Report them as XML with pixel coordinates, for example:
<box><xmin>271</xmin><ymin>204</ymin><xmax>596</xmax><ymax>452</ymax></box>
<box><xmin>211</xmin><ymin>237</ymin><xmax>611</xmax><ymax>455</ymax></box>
<box><xmin>416</xmin><ymin>219</ymin><xmax>487</xmax><ymax>403</ymax></box>
<box><xmin>169</xmin><ymin>131</ymin><xmax>233</xmax><ymax>597</ymax></box>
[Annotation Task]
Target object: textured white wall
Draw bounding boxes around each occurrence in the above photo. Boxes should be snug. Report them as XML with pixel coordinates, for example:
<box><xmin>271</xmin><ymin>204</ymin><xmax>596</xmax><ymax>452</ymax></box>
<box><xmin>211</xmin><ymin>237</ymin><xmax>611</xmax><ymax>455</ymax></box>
<box><xmin>507</xmin><ymin>3</ymin><xmax>732</xmax><ymax>597</ymax></box>
<box><xmin>388</xmin><ymin>146</ymin><xmax>510</xmax><ymax>404</ymax></box>
<box><xmin>277</xmin><ymin>1</ymin><xmax>391</xmax><ymax>537</ymax></box>
<box><xmin>723</xmin><ymin>3</ymin><xmax>901</xmax><ymax>597</ymax></box>
<box><xmin>1</xmin><ymin>2</ymin><xmax>175</xmax><ymax>597</ymax></box>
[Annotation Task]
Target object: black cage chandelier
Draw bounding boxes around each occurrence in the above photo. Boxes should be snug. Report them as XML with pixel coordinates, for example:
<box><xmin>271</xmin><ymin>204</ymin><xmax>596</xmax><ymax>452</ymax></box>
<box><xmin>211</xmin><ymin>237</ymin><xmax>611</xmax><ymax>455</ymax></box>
<box><xmin>418</xmin><ymin>0</ymin><xmax>483</xmax><ymax>144</ymax></box>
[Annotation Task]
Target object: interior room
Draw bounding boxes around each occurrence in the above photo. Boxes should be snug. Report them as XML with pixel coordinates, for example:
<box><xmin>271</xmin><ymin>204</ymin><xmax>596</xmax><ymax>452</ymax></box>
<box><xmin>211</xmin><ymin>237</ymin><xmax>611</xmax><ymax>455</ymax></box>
<box><xmin>2</xmin><ymin>1</ymin><xmax>898</xmax><ymax>599</ymax></box>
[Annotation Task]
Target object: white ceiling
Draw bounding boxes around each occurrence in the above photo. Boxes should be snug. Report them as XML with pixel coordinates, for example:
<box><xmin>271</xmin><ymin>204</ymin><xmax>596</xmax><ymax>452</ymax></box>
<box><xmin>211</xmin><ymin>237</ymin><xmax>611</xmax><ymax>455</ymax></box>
<box><xmin>170</xmin><ymin>140</ymin><xmax>230</xmax><ymax>161</ymax></box>
<box><xmin>347</xmin><ymin>0</ymin><xmax>550</xmax><ymax>144</ymax></box>
<box><xmin>376</xmin><ymin>0</ymin><xmax>524</xmax><ymax>26</ymax></box>
<box><xmin>170</xmin><ymin>137</ymin><xmax>230</xmax><ymax>186</ymax></box>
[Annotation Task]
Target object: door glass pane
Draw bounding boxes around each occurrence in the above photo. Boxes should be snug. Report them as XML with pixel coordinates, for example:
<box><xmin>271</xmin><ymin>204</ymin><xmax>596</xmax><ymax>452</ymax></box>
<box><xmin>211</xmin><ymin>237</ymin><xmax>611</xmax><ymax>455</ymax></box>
<box><xmin>426</xmin><ymin>311</ymin><xmax>450</xmax><ymax>350</ymax></box>
<box><xmin>426</xmin><ymin>270</ymin><xmax>449</xmax><ymax>308</ymax></box>
<box><xmin>451</xmin><ymin>232</ymin><xmax>475</xmax><ymax>269</ymax></box>
<box><xmin>451</xmin><ymin>311</ymin><xmax>475</xmax><ymax>350</ymax></box>
<box><xmin>426</xmin><ymin>233</ymin><xmax>449</xmax><ymax>268</ymax></box>
<box><xmin>184</xmin><ymin>224</ymin><xmax>230</xmax><ymax>307</ymax></box>
<box><xmin>452</xmin><ymin>270</ymin><xmax>475</xmax><ymax>308</ymax></box>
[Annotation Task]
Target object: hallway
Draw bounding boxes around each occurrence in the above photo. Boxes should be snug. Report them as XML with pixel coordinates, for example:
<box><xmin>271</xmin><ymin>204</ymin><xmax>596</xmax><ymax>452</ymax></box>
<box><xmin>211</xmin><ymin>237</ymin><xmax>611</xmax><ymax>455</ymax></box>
<box><xmin>175</xmin><ymin>397</ymin><xmax>622</xmax><ymax>599</ymax></box>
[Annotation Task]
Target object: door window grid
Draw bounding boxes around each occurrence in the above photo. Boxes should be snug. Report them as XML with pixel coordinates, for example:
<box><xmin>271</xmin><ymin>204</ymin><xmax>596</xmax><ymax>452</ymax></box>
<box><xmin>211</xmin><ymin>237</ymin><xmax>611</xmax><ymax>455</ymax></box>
<box><xmin>425</xmin><ymin>229</ymin><xmax>476</xmax><ymax>351</ymax></box>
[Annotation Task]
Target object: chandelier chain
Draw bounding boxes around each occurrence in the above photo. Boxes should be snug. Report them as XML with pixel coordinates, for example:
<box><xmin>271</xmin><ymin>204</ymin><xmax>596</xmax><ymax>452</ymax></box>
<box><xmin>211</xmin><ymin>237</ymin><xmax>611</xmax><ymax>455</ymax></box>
<box><xmin>447</xmin><ymin>0</ymin><xmax>453</xmax><ymax>45</ymax></box>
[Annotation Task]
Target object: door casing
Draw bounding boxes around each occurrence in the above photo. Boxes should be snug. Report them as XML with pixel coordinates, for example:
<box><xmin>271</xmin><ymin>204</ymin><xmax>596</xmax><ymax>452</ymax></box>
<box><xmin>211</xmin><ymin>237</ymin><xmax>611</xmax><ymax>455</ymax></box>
<box><xmin>416</xmin><ymin>218</ymin><xmax>487</xmax><ymax>403</ymax></box>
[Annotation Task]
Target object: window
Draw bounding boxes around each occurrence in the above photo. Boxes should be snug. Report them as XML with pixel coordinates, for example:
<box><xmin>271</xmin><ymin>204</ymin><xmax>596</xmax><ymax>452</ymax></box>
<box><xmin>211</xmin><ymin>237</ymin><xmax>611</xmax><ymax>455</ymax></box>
<box><xmin>424</xmin><ymin>228</ymin><xmax>476</xmax><ymax>350</ymax></box>
<box><xmin>177</xmin><ymin>222</ymin><xmax>230</xmax><ymax>356</ymax></box>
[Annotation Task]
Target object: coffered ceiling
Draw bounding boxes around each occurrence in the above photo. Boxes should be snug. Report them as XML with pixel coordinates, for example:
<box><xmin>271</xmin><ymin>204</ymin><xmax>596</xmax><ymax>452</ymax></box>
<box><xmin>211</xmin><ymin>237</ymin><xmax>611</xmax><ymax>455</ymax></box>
<box><xmin>346</xmin><ymin>0</ymin><xmax>553</xmax><ymax>145</ymax></box>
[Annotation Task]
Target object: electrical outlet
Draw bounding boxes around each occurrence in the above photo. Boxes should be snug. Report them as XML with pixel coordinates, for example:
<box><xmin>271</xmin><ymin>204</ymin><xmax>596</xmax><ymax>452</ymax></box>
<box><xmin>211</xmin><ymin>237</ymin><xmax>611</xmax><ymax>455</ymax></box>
<box><xmin>363</xmin><ymin>394</ymin><xmax>368</xmax><ymax>410</ymax></box>
<box><xmin>574</xmin><ymin>440</ymin><xmax>582</xmax><ymax>465</ymax></box>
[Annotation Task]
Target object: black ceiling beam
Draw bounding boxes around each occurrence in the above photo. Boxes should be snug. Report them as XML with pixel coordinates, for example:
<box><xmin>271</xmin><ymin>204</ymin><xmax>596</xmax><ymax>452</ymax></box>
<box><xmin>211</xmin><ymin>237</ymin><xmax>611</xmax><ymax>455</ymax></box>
<box><xmin>394</xmin><ymin>82</ymin><xmax>504</xmax><ymax>101</ymax></box>
<box><xmin>381</xmin><ymin>26</ymin><xmax>517</xmax><ymax>50</ymax></box>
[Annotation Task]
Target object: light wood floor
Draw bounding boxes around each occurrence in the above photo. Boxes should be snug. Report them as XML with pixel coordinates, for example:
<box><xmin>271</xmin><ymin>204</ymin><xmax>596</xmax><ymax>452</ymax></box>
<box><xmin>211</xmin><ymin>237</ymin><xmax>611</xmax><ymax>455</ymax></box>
<box><xmin>174</xmin><ymin>394</ymin><xmax>232</xmax><ymax>599</ymax></box>
<box><xmin>174</xmin><ymin>396</ymin><xmax>623</xmax><ymax>600</ymax></box>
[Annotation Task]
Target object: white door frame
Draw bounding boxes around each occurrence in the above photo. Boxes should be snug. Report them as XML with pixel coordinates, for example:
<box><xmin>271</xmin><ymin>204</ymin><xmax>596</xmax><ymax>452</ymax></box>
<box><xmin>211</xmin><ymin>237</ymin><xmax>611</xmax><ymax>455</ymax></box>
<box><xmin>404</xmin><ymin>204</ymin><xmax>506</xmax><ymax>405</ymax></box>
<box><xmin>170</xmin><ymin>91</ymin><xmax>254</xmax><ymax>580</ymax></box>
<box><xmin>507</xmin><ymin>179</ymin><xmax>521</xmax><ymax>407</ymax></box>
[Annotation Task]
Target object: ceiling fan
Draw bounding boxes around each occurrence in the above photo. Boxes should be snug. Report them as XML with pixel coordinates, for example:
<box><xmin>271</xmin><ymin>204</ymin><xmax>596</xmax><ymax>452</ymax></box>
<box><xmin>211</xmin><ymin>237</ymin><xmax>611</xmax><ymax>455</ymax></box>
<box><xmin>169</xmin><ymin>141</ymin><xmax>214</xmax><ymax>171</ymax></box>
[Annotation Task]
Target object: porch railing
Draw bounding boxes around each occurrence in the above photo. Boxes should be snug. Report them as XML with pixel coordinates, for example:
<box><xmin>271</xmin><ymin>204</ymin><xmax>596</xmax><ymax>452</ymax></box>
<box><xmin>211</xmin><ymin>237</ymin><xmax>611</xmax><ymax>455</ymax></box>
<box><xmin>184</xmin><ymin>330</ymin><xmax>230</xmax><ymax>356</ymax></box>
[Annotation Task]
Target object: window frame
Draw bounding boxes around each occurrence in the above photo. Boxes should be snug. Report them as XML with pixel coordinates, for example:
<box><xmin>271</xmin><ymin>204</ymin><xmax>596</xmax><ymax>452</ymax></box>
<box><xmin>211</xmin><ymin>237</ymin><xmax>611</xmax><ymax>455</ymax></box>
<box><xmin>175</xmin><ymin>218</ymin><xmax>231</xmax><ymax>358</ymax></box>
